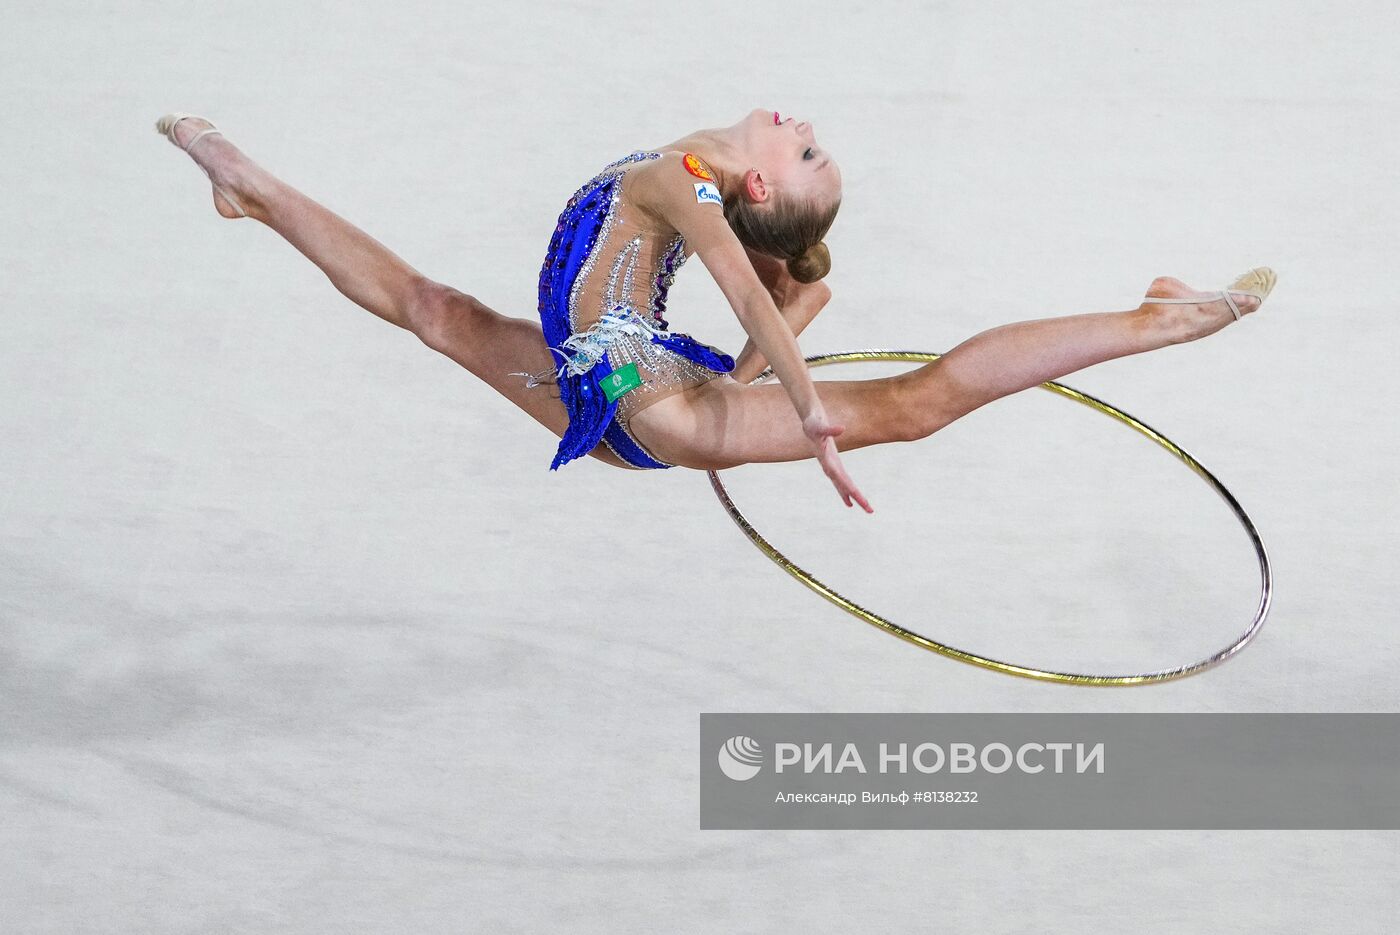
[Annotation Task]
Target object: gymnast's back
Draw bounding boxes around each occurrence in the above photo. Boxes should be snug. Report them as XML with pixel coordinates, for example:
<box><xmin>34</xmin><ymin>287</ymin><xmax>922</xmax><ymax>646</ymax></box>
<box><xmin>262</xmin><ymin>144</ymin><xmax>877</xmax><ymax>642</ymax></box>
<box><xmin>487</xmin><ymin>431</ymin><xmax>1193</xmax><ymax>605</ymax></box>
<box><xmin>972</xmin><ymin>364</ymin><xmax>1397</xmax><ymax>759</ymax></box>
<box><xmin>529</xmin><ymin>148</ymin><xmax>737</xmax><ymax>456</ymax></box>
<box><xmin>550</xmin><ymin>149</ymin><xmax>697</xmax><ymax>336</ymax></box>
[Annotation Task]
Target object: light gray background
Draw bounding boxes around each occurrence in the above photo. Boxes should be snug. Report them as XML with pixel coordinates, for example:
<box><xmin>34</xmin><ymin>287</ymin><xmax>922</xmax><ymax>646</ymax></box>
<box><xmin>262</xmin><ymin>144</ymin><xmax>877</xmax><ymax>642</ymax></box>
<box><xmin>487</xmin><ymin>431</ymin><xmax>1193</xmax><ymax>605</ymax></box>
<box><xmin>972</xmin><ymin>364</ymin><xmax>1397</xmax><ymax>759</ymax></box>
<box><xmin>2</xmin><ymin>0</ymin><xmax>1396</xmax><ymax>931</ymax></box>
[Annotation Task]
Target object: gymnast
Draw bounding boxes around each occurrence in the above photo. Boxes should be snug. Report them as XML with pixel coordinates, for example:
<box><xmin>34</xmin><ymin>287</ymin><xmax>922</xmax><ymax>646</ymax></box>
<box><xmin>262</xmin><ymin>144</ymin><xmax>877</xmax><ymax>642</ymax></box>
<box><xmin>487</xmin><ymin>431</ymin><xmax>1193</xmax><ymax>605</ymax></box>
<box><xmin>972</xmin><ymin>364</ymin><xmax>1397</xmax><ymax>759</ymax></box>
<box><xmin>155</xmin><ymin>109</ymin><xmax>1275</xmax><ymax>513</ymax></box>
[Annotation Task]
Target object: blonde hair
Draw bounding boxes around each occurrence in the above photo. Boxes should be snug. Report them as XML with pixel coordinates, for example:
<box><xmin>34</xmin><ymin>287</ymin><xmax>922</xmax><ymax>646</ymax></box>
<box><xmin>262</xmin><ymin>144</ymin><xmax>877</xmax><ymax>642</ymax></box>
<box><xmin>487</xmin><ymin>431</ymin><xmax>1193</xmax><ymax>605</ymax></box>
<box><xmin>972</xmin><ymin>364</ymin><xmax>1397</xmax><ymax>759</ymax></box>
<box><xmin>722</xmin><ymin>189</ymin><xmax>840</xmax><ymax>284</ymax></box>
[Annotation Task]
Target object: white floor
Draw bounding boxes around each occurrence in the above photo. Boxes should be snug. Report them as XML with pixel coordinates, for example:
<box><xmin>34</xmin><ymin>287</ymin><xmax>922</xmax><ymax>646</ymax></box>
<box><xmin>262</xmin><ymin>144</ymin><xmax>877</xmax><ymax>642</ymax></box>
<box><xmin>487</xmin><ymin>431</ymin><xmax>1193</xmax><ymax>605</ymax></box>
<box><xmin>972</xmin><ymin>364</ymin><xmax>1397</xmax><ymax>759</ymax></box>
<box><xmin>2</xmin><ymin>0</ymin><xmax>1397</xmax><ymax>931</ymax></box>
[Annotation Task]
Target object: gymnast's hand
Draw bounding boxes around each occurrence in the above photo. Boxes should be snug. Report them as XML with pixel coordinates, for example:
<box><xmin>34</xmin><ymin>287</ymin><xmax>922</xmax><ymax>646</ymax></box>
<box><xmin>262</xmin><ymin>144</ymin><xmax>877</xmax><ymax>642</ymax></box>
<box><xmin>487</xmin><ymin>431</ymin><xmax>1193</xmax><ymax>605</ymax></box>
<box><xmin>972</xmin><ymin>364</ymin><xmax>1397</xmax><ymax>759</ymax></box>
<box><xmin>803</xmin><ymin>410</ymin><xmax>873</xmax><ymax>513</ymax></box>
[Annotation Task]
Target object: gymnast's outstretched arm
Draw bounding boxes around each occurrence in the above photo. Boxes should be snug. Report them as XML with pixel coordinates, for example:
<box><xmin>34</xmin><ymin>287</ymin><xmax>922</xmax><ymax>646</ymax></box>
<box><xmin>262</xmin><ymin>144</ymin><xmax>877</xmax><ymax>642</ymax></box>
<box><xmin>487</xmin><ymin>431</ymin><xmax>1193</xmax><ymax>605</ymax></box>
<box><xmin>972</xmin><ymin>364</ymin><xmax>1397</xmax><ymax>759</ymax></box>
<box><xmin>729</xmin><ymin>275</ymin><xmax>831</xmax><ymax>384</ymax></box>
<box><xmin>728</xmin><ymin>244</ymin><xmax>831</xmax><ymax>384</ymax></box>
<box><xmin>641</xmin><ymin>152</ymin><xmax>869</xmax><ymax>509</ymax></box>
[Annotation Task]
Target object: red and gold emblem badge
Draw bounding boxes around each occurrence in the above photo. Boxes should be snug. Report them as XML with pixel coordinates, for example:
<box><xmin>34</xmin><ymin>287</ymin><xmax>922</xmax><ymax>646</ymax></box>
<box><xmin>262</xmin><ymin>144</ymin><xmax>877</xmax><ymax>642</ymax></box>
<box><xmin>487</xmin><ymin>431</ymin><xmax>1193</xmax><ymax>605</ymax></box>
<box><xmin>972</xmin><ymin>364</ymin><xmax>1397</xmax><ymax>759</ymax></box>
<box><xmin>683</xmin><ymin>153</ymin><xmax>715</xmax><ymax>181</ymax></box>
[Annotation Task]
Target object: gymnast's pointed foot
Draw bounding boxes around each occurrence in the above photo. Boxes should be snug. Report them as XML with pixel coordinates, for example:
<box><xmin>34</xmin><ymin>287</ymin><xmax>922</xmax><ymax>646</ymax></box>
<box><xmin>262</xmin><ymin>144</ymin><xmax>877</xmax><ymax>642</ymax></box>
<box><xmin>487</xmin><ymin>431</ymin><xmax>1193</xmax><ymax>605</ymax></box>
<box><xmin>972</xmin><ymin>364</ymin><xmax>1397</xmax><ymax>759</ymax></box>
<box><xmin>1138</xmin><ymin>267</ymin><xmax>1277</xmax><ymax>343</ymax></box>
<box><xmin>154</xmin><ymin>113</ymin><xmax>267</xmax><ymax>221</ymax></box>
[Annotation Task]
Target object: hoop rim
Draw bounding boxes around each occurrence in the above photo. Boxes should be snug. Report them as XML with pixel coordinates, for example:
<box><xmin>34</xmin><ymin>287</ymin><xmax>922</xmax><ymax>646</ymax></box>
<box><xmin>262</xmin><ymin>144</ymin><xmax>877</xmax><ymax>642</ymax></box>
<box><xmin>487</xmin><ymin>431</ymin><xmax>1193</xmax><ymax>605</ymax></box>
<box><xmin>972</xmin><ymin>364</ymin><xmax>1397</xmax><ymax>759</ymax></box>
<box><xmin>706</xmin><ymin>349</ymin><xmax>1273</xmax><ymax>687</ymax></box>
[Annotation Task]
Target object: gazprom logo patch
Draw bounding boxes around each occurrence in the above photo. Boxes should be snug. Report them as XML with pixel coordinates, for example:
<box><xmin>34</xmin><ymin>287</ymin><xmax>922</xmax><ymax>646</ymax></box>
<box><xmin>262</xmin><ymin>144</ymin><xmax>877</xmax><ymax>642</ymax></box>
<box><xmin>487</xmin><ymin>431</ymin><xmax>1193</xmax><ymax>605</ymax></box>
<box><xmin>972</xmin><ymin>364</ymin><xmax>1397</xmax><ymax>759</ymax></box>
<box><xmin>718</xmin><ymin>735</ymin><xmax>763</xmax><ymax>781</ymax></box>
<box><xmin>694</xmin><ymin>182</ymin><xmax>722</xmax><ymax>206</ymax></box>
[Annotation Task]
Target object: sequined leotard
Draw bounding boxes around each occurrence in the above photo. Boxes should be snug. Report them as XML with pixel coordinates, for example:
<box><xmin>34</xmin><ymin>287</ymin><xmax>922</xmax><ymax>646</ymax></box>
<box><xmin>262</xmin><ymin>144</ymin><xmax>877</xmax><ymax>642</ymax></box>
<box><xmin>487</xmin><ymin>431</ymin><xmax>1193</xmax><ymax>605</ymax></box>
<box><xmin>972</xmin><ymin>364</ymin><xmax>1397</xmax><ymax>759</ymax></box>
<box><xmin>515</xmin><ymin>151</ymin><xmax>737</xmax><ymax>471</ymax></box>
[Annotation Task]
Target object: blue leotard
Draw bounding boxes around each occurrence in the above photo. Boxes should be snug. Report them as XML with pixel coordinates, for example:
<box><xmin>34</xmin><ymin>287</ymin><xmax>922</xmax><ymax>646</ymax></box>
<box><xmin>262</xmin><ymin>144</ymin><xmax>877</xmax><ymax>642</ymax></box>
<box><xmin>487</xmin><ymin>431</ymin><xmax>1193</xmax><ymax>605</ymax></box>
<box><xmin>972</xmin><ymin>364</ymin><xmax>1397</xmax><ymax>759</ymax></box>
<box><xmin>519</xmin><ymin>151</ymin><xmax>736</xmax><ymax>470</ymax></box>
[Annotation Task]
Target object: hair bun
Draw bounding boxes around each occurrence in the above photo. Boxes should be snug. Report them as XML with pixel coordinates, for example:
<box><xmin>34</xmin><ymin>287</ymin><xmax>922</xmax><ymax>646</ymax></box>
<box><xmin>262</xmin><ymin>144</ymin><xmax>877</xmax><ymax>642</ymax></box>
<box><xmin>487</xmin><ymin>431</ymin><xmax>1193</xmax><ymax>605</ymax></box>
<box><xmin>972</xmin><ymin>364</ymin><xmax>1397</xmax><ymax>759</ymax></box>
<box><xmin>786</xmin><ymin>240</ymin><xmax>831</xmax><ymax>284</ymax></box>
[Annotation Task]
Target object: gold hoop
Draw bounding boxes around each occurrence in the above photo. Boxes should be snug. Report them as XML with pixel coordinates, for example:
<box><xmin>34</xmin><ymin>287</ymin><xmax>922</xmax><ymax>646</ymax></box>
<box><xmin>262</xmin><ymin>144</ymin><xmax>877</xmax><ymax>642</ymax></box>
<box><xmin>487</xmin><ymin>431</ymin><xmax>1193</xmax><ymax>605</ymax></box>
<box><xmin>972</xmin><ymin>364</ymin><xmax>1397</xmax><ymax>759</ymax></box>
<box><xmin>706</xmin><ymin>350</ymin><xmax>1273</xmax><ymax>686</ymax></box>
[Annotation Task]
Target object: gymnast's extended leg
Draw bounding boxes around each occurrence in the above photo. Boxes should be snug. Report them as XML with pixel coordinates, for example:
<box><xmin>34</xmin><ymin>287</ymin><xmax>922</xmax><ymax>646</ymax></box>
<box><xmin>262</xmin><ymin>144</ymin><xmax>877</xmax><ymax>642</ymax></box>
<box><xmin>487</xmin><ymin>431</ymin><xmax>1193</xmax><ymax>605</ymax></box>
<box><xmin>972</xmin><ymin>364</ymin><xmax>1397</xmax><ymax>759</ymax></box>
<box><xmin>901</xmin><ymin>279</ymin><xmax>1262</xmax><ymax>433</ymax></box>
<box><xmin>633</xmin><ymin>281</ymin><xmax>1263</xmax><ymax>470</ymax></box>
<box><xmin>158</xmin><ymin>117</ymin><xmax>638</xmax><ymax>467</ymax></box>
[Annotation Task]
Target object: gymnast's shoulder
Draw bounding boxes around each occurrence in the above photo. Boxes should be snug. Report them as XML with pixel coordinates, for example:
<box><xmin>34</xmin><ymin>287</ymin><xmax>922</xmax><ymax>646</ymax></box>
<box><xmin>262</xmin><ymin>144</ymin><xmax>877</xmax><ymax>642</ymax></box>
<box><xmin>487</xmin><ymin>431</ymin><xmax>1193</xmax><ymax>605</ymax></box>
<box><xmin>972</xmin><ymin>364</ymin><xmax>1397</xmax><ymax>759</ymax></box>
<box><xmin>627</xmin><ymin>150</ymin><xmax>728</xmax><ymax>231</ymax></box>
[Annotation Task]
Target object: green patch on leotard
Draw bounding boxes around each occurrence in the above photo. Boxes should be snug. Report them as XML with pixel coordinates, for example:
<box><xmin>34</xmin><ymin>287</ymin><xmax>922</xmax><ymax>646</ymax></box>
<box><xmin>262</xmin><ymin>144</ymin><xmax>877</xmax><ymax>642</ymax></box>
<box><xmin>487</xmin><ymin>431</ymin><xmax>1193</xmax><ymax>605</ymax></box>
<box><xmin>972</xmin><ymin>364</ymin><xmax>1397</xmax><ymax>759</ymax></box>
<box><xmin>601</xmin><ymin>362</ymin><xmax>643</xmax><ymax>402</ymax></box>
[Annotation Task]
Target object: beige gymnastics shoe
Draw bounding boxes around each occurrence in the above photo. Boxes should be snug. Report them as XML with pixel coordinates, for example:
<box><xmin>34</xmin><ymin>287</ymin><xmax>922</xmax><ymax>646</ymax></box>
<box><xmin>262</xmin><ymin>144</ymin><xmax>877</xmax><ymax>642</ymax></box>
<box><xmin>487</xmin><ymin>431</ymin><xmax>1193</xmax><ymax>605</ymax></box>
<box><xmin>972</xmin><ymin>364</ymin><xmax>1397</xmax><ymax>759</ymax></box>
<box><xmin>154</xmin><ymin>112</ymin><xmax>247</xmax><ymax>219</ymax></box>
<box><xmin>1142</xmin><ymin>267</ymin><xmax>1278</xmax><ymax>322</ymax></box>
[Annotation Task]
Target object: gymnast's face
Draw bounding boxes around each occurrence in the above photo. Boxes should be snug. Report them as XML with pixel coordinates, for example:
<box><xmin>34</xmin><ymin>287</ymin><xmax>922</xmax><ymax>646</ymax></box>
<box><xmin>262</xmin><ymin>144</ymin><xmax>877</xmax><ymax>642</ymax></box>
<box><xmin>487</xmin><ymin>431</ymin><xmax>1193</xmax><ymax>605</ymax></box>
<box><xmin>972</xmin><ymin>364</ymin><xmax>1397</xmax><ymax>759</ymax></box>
<box><xmin>738</xmin><ymin>108</ymin><xmax>842</xmax><ymax>209</ymax></box>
